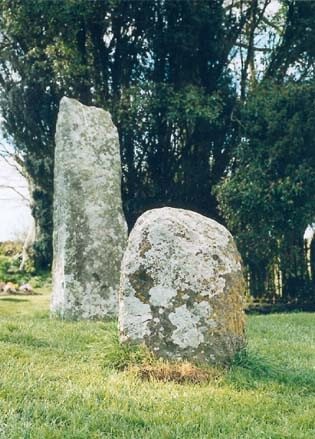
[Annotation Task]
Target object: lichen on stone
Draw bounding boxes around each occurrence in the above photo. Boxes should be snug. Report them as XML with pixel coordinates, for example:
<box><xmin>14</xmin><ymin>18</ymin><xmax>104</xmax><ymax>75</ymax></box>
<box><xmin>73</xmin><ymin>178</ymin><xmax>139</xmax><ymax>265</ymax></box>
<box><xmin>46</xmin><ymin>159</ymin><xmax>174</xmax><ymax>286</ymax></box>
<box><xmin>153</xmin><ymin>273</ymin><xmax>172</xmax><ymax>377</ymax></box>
<box><xmin>51</xmin><ymin>97</ymin><xmax>128</xmax><ymax>319</ymax></box>
<box><xmin>119</xmin><ymin>207</ymin><xmax>246</xmax><ymax>365</ymax></box>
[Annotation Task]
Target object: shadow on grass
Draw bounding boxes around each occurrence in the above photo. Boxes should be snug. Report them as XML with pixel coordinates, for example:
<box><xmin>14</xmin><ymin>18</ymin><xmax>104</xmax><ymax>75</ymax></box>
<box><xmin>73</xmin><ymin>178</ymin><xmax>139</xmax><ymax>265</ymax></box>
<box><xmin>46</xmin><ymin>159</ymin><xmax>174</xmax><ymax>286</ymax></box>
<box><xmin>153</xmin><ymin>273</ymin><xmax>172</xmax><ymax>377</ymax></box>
<box><xmin>229</xmin><ymin>349</ymin><xmax>315</xmax><ymax>392</ymax></box>
<box><xmin>102</xmin><ymin>326</ymin><xmax>315</xmax><ymax>389</ymax></box>
<box><xmin>0</xmin><ymin>297</ymin><xmax>30</xmax><ymax>303</ymax></box>
<box><xmin>0</xmin><ymin>332</ymin><xmax>55</xmax><ymax>349</ymax></box>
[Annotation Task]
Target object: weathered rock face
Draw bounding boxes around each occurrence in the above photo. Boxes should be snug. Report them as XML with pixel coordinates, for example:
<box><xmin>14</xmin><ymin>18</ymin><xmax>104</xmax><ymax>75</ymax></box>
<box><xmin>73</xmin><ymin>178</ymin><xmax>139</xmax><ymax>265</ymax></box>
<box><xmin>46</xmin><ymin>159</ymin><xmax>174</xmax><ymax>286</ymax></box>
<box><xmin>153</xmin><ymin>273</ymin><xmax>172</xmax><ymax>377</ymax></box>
<box><xmin>51</xmin><ymin>97</ymin><xmax>128</xmax><ymax>319</ymax></box>
<box><xmin>119</xmin><ymin>207</ymin><xmax>245</xmax><ymax>364</ymax></box>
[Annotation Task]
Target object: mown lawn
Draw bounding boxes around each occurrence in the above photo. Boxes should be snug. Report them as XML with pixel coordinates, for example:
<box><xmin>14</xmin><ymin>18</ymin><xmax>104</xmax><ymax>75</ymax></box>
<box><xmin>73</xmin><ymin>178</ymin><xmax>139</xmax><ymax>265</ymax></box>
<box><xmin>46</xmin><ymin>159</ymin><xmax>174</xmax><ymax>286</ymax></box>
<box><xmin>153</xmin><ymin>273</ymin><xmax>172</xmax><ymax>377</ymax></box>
<box><xmin>0</xmin><ymin>287</ymin><xmax>314</xmax><ymax>439</ymax></box>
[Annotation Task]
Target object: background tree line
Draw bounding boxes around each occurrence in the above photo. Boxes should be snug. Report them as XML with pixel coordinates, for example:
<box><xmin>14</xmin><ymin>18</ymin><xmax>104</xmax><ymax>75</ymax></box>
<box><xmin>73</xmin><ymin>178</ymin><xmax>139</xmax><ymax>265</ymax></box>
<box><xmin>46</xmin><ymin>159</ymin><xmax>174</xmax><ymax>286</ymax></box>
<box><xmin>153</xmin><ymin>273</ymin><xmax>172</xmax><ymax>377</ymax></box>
<box><xmin>0</xmin><ymin>0</ymin><xmax>314</xmax><ymax>304</ymax></box>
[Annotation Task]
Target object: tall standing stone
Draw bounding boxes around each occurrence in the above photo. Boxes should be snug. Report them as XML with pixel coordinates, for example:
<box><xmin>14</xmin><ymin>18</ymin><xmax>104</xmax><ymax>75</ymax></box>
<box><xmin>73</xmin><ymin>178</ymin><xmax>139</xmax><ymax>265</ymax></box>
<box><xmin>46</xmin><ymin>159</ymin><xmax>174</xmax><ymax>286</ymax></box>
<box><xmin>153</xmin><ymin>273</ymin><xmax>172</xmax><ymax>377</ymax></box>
<box><xmin>119</xmin><ymin>207</ymin><xmax>245</xmax><ymax>365</ymax></box>
<box><xmin>51</xmin><ymin>97</ymin><xmax>128</xmax><ymax>319</ymax></box>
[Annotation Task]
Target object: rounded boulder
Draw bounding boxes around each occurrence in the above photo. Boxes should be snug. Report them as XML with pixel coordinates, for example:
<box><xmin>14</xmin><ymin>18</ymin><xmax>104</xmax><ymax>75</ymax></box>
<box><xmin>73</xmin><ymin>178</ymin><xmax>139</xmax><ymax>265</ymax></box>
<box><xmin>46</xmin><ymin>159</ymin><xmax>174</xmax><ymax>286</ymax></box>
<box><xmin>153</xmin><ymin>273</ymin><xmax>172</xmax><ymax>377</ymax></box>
<box><xmin>119</xmin><ymin>207</ymin><xmax>246</xmax><ymax>365</ymax></box>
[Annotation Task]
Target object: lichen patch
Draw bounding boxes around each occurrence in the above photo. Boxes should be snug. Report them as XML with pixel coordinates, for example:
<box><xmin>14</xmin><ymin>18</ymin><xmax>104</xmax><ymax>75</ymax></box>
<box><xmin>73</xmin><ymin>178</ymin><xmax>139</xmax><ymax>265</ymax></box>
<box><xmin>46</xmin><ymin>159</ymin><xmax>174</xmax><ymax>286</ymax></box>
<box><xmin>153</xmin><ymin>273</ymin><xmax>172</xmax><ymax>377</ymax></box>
<box><xmin>51</xmin><ymin>97</ymin><xmax>127</xmax><ymax>319</ymax></box>
<box><xmin>119</xmin><ymin>207</ymin><xmax>246</xmax><ymax>365</ymax></box>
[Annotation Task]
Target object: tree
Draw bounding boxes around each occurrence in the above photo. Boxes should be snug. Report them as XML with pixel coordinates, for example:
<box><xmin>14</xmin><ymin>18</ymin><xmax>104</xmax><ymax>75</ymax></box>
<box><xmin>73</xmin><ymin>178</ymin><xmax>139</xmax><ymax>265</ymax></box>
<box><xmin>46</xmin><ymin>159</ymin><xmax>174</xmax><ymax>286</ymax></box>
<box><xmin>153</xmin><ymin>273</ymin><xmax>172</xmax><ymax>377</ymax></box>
<box><xmin>0</xmin><ymin>0</ymin><xmax>151</xmax><ymax>266</ymax></box>
<box><xmin>214</xmin><ymin>0</ymin><xmax>315</xmax><ymax>302</ymax></box>
<box><xmin>0</xmin><ymin>0</ymin><xmax>250</xmax><ymax>267</ymax></box>
<box><xmin>265</xmin><ymin>0</ymin><xmax>315</xmax><ymax>82</ymax></box>
<box><xmin>216</xmin><ymin>81</ymin><xmax>315</xmax><ymax>301</ymax></box>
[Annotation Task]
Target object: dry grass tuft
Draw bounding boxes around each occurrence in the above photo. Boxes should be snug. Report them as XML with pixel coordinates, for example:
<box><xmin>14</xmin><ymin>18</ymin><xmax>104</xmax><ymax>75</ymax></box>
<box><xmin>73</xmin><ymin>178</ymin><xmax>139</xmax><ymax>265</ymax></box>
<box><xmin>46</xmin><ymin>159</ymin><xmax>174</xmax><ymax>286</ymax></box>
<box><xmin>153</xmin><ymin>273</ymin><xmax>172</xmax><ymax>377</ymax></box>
<box><xmin>132</xmin><ymin>361</ymin><xmax>222</xmax><ymax>384</ymax></box>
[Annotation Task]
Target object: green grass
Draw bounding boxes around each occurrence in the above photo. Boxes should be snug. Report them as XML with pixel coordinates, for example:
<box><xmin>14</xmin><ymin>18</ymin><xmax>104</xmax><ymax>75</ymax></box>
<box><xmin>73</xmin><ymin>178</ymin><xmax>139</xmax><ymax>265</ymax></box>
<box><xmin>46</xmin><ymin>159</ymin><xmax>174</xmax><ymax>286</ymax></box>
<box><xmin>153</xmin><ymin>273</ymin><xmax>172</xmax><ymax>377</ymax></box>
<box><xmin>0</xmin><ymin>288</ymin><xmax>314</xmax><ymax>439</ymax></box>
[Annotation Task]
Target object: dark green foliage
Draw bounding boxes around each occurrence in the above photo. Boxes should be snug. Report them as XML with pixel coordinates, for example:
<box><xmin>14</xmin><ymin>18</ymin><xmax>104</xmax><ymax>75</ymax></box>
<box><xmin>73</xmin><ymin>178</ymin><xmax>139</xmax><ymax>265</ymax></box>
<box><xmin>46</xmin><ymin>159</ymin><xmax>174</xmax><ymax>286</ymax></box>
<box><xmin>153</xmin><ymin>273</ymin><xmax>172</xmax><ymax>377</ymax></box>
<box><xmin>216</xmin><ymin>81</ymin><xmax>315</xmax><ymax>300</ymax></box>
<box><xmin>1</xmin><ymin>1</ymin><xmax>315</xmax><ymax>304</ymax></box>
<box><xmin>0</xmin><ymin>0</ymin><xmax>241</xmax><ymax>266</ymax></box>
<box><xmin>266</xmin><ymin>0</ymin><xmax>315</xmax><ymax>81</ymax></box>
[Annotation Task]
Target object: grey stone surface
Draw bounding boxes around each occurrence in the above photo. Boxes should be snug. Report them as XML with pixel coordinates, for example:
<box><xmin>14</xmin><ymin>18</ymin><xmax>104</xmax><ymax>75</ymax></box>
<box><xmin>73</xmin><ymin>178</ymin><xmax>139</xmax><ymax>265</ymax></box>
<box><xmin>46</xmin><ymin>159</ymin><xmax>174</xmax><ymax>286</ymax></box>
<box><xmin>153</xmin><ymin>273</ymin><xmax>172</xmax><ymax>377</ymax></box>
<box><xmin>119</xmin><ymin>207</ymin><xmax>245</xmax><ymax>364</ymax></box>
<box><xmin>51</xmin><ymin>97</ymin><xmax>128</xmax><ymax>319</ymax></box>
